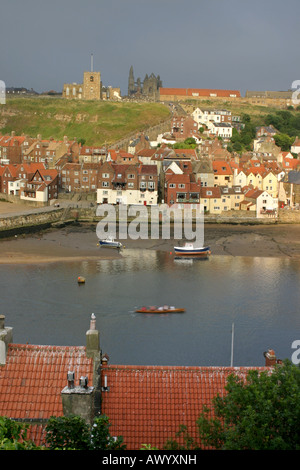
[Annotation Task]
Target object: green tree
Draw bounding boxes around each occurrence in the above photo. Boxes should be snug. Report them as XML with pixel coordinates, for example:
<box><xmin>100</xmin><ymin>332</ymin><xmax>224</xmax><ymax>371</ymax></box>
<box><xmin>196</xmin><ymin>361</ymin><xmax>300</xmax><ymax>450</ymax></box>
<box><xmin>45</xmin><ymin>414</ymin><xmax>126</xmax><ymax>450</ymax></box>
<box><xmin>90</xmin><ymin>415</ymin><xmax>126</xmax><ymax>450</ymax></box>
<box><xmin>173</xmin><ymin>137</ymin><xmax>197</xmax><ymax>149</ymax></box>
<box><xmin>0</xmin><ymin>416</ymin><xmax>41</xmax><ymax>450</ymax></box>
<box><xmin>274</xmin><ymin>133</ymin><xmax>294</xmax><ymax>151</ymax></box>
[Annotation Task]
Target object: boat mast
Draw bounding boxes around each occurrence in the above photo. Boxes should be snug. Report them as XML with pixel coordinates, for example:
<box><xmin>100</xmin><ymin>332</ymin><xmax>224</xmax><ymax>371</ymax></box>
<box><xmin>230</xmin><ymin>322</ymin><xmax>234</xmax><ymax>367</ymax></box>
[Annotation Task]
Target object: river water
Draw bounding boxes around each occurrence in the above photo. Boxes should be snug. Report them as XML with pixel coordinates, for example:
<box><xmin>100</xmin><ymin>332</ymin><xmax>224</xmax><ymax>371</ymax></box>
<box><xmin>1</xmin><ymin>249</ymin><xmax>300</xmax><ymax>367</ymax></box>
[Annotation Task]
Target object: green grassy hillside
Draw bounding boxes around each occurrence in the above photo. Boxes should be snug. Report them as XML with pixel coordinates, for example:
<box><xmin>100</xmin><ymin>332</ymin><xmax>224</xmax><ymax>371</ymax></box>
<box><xmin>0</xmin><ymin>97</ymin><xmax>171</xmax><ymax>145</ymax></box>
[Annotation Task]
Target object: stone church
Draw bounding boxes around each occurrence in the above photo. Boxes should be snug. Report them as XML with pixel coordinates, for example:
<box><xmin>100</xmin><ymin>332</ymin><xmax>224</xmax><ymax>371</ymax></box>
<box><xmin>62</xmin><ymin>55</ymin><xmax>121</xmax><ymax>101</ymax></box>
<box><xmin>128</xmin><ymin>66</ymin><xmax>162</xmax><ymax>100</ymax></box>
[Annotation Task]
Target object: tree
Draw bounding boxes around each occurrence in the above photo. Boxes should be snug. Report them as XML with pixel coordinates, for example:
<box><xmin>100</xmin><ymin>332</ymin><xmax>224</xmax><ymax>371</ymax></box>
<box><xmin>45</xmin><ymin>415</ymin><xmax>90</xmax><ymax>450</ymax></box>
<box><xmin>45</xmin><ymin>414</ymin><xmax>126</xmax><ymax>450</ymax></box>
<box><xmin>0</xmin><ymin>416</ymin><xmax>41</xmax><ymax>450</ymax></box>
<box><xmin>173</xmin><ymin>137</ymin><xmax>197</xmax><ymax>149</ymax></box>
<box><xmin>274</xmin><ymin>133</ymin><xmax>294</xmax><ymax>152</ymax></box>
<box><xmin>196</xmin><ymin>361</ymin><xmax>300</xmax><ymax>450</ymax></box>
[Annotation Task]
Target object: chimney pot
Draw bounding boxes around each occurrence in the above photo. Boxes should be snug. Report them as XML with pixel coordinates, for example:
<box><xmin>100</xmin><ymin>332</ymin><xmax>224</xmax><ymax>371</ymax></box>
<box><xmin>67</xmin><ymin>371</ymin><xmax>75</xmax><ymax>389</ymax></box>
<box><xmin>80</xmin><ymin>376</ymin><xmax>88</xmax><ymax>388</ymax></box>
<box><xmin>90</xmin><ymin>313</ymin><xmax>96</xmax><ymax>330</ymax></box>
<box><xmin>264</xmin><ymin>349</ymin><xmax>277</xmax><ymax>366</ymax></box>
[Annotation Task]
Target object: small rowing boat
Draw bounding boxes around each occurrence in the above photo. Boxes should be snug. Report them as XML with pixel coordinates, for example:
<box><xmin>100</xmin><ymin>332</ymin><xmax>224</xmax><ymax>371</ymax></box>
<box><xmin>174</xmin><ymin>243</ymin><xmax>211</xmax><ymax>257</ymax></box>
<box><xmin>98</xmin><ymin>237</ymin><xmax>123</xmax><ymax>249</ymax></box>
<box><xmin>136</xmin><ymin>306</ymin><xmax>185</xmax><ymax>314</ymax></box>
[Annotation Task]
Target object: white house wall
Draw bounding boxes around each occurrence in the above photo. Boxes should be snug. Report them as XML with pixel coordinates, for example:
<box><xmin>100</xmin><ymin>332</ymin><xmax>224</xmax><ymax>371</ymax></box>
<box><xmin>97</xmin><ymin>188</ymin><xmax>158</xmax><ymax>205</ymax></box>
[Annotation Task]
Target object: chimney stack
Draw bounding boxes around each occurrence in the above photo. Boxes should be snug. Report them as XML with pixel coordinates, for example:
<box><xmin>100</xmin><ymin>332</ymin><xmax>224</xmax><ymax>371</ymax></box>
<box><xmin>0</xmin><ymin>315</ymin><xmax>13</xmax><ymax>365</ymax></box>
<box><xmin>61</xmin><ymin>372</ymin><xmax>95</xmax><ymax>426</ymax></box>
<box><xmin>86</xmin><ymin>313</ymin><xmax>100</xmax><ymax>358</ymax></box>
<box><xmin>264</xmin><ymin>349</ymin><xmax>277</xmax><ymax>366</ymax></box>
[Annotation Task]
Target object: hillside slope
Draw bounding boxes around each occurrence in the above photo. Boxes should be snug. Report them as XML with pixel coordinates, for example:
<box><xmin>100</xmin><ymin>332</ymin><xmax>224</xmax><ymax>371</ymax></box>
<box><xmin>0</xmin><ymin>98</ymin><xmax>171</xmax><ymax>146</ymax></box>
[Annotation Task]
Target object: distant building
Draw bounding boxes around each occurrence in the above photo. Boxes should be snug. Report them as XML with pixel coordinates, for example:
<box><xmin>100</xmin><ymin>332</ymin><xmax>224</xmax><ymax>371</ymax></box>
<box><xmin>62</xmin><ymin>55</ymin><xmax>121</xmax><ymax>101</ymax></box>
<box><xmin>6</xmin><ymin>87</ymin><xmax>38</xmax><ymax>96</ymax></box>
<box><xmin>63</xmin><ymin>68</ymin><xmax>102</xmax><ymax>100</ymax></box>
<box><xmin>128</xmin><ymin>66</ymin><xmax>162</xmax><ymax>100</ymax></box>
<box><xmin>159</xmin><ymin>88</ymin><xmax>241</xmax><ymax>102</ymax></box>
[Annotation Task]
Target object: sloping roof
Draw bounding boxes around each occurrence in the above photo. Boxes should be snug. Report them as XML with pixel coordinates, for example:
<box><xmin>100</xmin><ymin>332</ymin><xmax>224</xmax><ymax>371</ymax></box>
<box><xmin>100</xmin><ymin>364</ymin><xmax>263</xmax><ymax>450</ymax></box>
<box><xmin>212</xmin><ymin>161</ymin><xmax>233</xmax><ymax>175</ymax></box>
<box><xmin>0</xmin><ymin>344</ymin><xmax>94</xmax><ymax>422</ymax></box>
<box><xmin>200</xmin><ymin>187</ymin><xmax>222</xmax><ymax>198</ymax></box>
<box><xmin>244</xmin><ymin>188</ymin><xmax>264</xmax><ymax>199</ymax></box>
<box><xmin>288</xmin><ymin>171</ymin><xmax>300</xmax><ymax>184</ymax></box>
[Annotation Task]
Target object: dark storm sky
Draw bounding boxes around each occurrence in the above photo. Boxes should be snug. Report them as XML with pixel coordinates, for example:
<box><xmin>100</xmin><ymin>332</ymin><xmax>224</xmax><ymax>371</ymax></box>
<box><xmin>1</xmin><ymin>0</ymin><xmax>299</xmax><ymax>96</ymax></box>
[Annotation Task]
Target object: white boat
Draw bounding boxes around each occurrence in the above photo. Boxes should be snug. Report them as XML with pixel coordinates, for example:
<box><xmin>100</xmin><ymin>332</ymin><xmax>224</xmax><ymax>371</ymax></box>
<box><xmin>174</xmin><ymin>242</ymin><xmax>211</xmax><ymax>257</ymax></box>
<box><xmin>98</xmin><ymin>237</ymin><xmax>123</xmax><ymax>249</ymax></box>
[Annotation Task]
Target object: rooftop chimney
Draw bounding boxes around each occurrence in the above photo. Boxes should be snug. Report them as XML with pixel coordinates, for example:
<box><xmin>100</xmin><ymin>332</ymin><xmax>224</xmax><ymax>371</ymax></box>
<box><xmin>264</xmin><ymin>349</ymin><xmax>277</xmax><ymax>366</ymax></box>
<box><xmin>86</xmin><ymin>313</ymin><xmax>100</xmax><ymax>358</ymax></box>
<box><xmin>61</xmin><ymin>372</ymin><xmax>95</xmax><ymax>426</ymax></box>
<box><xmin>0</xmin><ymin>315</ymin><xmax>13</xmax><ymax>365</ymax></box>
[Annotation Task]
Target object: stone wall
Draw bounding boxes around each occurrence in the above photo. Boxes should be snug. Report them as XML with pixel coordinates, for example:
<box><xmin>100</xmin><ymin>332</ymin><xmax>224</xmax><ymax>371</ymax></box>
<box><xmin>0</xmin><ymin>193</ymin><xmax>47</xmax><ymax>207</ymax></box>
<box><xmin>278</xmin><ymin>208</ymin><xmax>300</xmax><ymax>223</ymax></box>
<box><xmin>0</xmin><ymin>209</ymin><xmax>63</xmax><ymax>232</ymax></box>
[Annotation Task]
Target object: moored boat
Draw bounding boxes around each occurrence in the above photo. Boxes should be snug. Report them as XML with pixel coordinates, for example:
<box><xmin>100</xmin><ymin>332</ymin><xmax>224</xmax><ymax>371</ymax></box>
<box><xmin>98</xmin><ymin>237</ymin><xmax>123</xmax><ymax>249</ymax></box>
<box><xmin>174</xmin><ymin>243</ymin><xmax>211</xmax><ymax>257</ymax></box>
<box><xmin>136</xmin><ymin>306</ymin><xmax>185</xmax><ymax>314</ymax></box>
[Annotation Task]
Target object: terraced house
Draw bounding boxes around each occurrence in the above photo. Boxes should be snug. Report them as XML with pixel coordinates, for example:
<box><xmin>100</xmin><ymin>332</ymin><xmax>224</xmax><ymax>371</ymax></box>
<box><xmin>0</xmin><ymin>133</ymin><xmax>35</xmax><ymax>165</ymax></box>
<box><xmin>97</xmin><ymin>162</ymin><xmax>158</xmax><ymax>205</ymax></box>
<box><xmin>21</xmin><ymin>168</ymin><xmax>58</xmax><ymax>203</ymax></box>
<box><xmin>60</xmin><ymin>162</ymin><xmax>100</xmax><ymax>193</ymax></box>
<box><xmin>212</xmin><ymin>161</ymin><xmax>233</xmax><ymax>187</ymax></box>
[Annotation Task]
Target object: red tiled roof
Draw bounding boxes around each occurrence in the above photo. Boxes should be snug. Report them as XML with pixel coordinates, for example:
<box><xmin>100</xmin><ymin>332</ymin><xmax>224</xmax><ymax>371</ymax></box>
<box><xmin>160</xmin><ymin>88</ymin><xmax>241</xmax><ymax>98</ymax></box>
<box><xmin>0</xmin><ymin>344</ymin><xmax>93</xmax><ymax>421</ymax></box>
<box><xmin>212</xmin><ymin>161</ymin><xmax>233</xmax><ymax>175</ymax></box>
<box><xmin>244</xmin><ymin>188</ymin><xmax>264</xmax><ymax>199</ymax></box>
<box><xmin>165</xmin><ymin>173</ymin><xmax>190</xmax><ymax>184</ymax></box>
<box><xmin>101</xmin><ymin>364</ymin><xmax>263</xmax><ymax>450</ymax></box>
<box><xmin>200</xmin><ymin>187</ymin><xmax>221</xmax><ymax>198</ymax></box>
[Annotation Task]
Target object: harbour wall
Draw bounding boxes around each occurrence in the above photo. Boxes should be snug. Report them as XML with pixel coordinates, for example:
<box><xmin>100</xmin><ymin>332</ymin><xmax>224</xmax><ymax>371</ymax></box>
<box><xmin>1</xmin><ymin>207</ymin><xmax>300</xmax><ymax>239</ymax></box>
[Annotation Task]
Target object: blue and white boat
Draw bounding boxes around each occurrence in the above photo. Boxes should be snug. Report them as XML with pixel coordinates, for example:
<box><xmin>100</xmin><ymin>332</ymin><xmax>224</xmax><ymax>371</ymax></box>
<box><xmin>174</xmin><ymin>242</ymin><xmax>211</xmax><ymax>257</ymax></box>
<box><xmin>98</xmin><ymin>237</ymin><xmax>123</xmax><ymax>249</ymax></box>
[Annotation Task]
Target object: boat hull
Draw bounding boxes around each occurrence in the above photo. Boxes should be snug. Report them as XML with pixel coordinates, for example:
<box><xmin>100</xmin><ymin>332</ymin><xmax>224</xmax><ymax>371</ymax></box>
<box><xmin>174</xmin><ymin>246</ymin><xmax>210</xmax><ymax>256</ymax></box>
<box><xmin>136</xmin><ymin>308</ymin><xmax>185</xmax><ymax>314</ymax></box>
<box><xmin>99</xmin><ymin>240</ymin><xmax>122</xmax><ymax>249</ymax></box>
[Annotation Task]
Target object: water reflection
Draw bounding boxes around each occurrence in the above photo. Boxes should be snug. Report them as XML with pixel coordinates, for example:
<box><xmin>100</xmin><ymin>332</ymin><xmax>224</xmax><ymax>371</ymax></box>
<box><xmin>1</xmin><ymin>251</ymin><xmax>300</xmax><ymax>367</ymax></box>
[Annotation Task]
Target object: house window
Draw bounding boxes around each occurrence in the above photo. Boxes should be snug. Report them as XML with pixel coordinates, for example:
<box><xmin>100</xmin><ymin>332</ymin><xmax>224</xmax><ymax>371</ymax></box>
<box><xmin>102</xmin><ymin>173</ymin><xmax>109</xmax><ymax>178</ymax></box>
<box><xmin>178</xmin><ymin>184</ymin><xmax>185</xmax><ymax>188</ymax></box>
<box><xmin>102</xmin><ymin>182</ymin><xmax>109</xmax><ymax>187</ymax></box>
<box><xmin>169</xmin><ymin>183</ymin><xmax>176</xmax><ymax>188</ymax></box>
<box><xmin>128</xmin><ymin>174</ymin><xmax>135</xmax><ymax>179</ymax></box>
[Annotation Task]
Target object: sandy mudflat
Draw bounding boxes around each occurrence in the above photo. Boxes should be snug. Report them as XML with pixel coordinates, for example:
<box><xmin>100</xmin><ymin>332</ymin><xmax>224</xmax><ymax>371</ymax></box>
<box><xmin>0</xmin><ymin>223</ymin><xmax>300</xmax><ymax>264</ymax></box>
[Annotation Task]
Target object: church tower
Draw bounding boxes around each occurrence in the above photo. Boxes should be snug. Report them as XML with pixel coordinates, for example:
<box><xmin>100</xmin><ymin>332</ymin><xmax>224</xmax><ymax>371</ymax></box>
<box><xmin>128</xmin><ymin>65</ymin><xmax>135</xmax><ymax>96</ymax></box>
<box><xmin>83</xmin><ymin>53</ymin><xmax>102</xmax><ymax>100</ymax></box>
